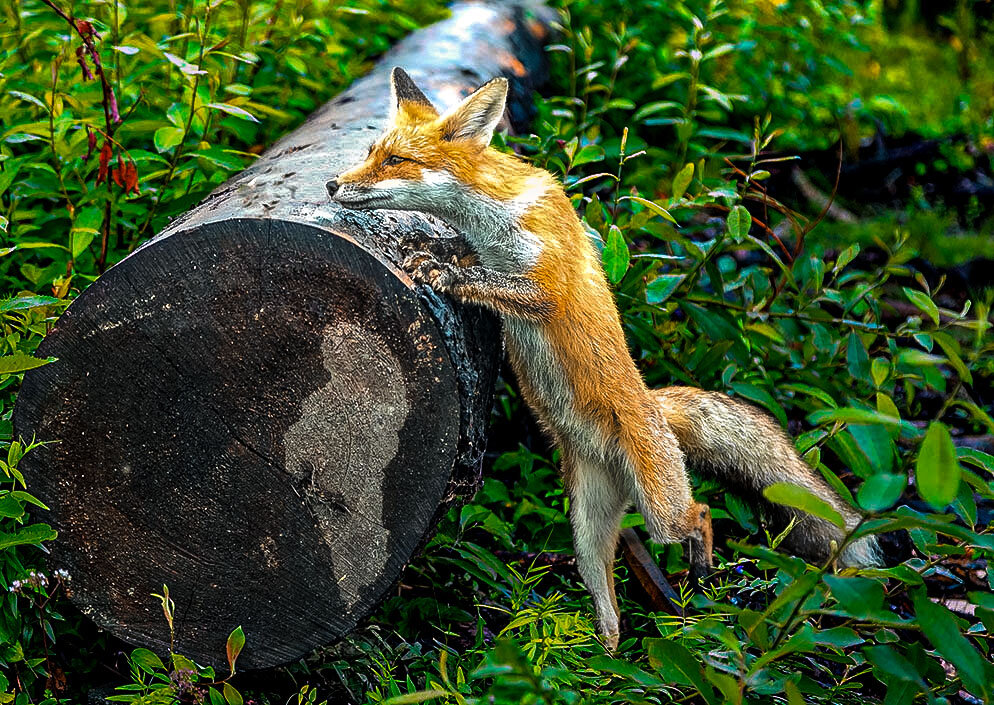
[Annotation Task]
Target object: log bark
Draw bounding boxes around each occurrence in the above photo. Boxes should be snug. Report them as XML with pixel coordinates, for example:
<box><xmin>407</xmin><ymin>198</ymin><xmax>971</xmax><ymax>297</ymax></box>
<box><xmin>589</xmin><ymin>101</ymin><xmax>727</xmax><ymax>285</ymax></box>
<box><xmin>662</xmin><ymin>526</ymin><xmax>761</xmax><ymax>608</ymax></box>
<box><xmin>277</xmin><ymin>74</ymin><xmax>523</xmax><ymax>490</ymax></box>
<box><xmin>14</xmin><ymin>0</ymin><xmax>552</xmax><ymax>670</ymax></box>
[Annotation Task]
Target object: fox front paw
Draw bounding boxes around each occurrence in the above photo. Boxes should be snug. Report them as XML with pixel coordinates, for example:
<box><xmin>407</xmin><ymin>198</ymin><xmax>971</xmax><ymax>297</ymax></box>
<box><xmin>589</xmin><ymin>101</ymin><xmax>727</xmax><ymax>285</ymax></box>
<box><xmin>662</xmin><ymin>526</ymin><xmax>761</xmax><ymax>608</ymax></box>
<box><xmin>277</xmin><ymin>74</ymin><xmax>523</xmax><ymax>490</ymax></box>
<box><xmin>398</xmin><ymin>233</ymin><xmax>474</xmax><ymax>266</ymax></box>
<box><xmin>402</xmin><ymin>252</ymin><xmax>458</xmax><ymax>292</ymax></box>
<box><xmin>397</xmin><ymin>232</ymin><xmax>431</xmax><ymax>256</ymax></box>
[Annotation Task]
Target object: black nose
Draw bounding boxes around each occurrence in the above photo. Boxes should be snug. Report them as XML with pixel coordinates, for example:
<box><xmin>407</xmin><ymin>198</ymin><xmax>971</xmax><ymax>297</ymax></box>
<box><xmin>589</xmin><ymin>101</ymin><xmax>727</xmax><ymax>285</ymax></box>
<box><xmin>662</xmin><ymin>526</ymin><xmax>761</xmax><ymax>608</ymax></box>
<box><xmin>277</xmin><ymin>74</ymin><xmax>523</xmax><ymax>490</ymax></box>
<box><xmin>326</xmin><ymin>179</ymin><xmax>340</xmax><ymax>198</ymax></box>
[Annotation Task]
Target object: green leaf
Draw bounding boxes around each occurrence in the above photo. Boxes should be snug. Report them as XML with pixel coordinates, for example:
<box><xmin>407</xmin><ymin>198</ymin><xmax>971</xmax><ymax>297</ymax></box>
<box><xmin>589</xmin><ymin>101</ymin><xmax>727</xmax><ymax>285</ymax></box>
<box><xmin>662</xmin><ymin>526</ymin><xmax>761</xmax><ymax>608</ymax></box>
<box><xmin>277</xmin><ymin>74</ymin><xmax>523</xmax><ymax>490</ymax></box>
<box><xmin>620</xmin><ymin>196</ymin><xmax>677</xmax><ymax>224</ymax></box>
<box><xmin>813</xmin><ymin>626</ymin><xmax>863</xmax><ymax>648</ymax></box>
<box><xmin>645</xmin><ymin>274</ymin><xmax>684</xmax><ymax>304</ymax></box>
<box><xmin>71</xmin><ymin>230</ymin><xmax>95</xmax><ymax>260</ymax></box>
<box><xmin>933</xmin><ymin>331</ymin><xmax>972</xmax><ymax>385</ymax></box>
<box><xmin>729</xmin><ymin>382</ymin><xmax>787</xmax><ymax>427</ymax></box>
<box><xmin>587</xmin><ymin>655</ymin><xmax>664</xmax><ymax>686</ymax></box>
<box><xmin>0</xmin><ymin>295</ymin><xmax>60</xmax><ymax>313</ymax></box>
<box><xmin>849</xmin><ymin>423</ymin><xmax>896</xmax><ymax>473</ymax></box>
<box><xmin>912</xmin><ymin>590</ymin><xmax>993</xmax><ymax>699</ymax></box>
<box><xmin>751</xmin><ymin>623</ymin><xmax>816</xmax><ymax>671</ymax></box>
<box><xmin>903</xmin><ymin>287</ymin><xmax>939</xmax><ymax>326</ymax></box>
<box><xmin>0</xmin><ymin>496</ymin><xmax>24</xmax><ymax>519</ymax></box>
<box><xmin>858</xmin><ymin>473</ymin><xmax>906</xmax><ymax>512</ymax></box>
<box><xmin>382</xmin><ymin>691</ymin><xmax>448</xmax><ymax>705</ymax></box>
<box><xmin>571</xmin><ymin>144</ymin><xmax>605</xmax><ymax>167</ymax></box>
<box><xmin>131</xmin><ymin>648</ymin><xmax>165</xmax><ymax>673</ymax></box>
<box><xmin>209</xmin><ymin>687</ymin><xmax>225</xmax><ymax>705</ymax></box>
<box><xmin>0</xmin><ymin>523</ymin><xmax>57</xmax><ymax>550</ymax></box>
<box><xmin>958</xmin><ymin>447</ymin><xmax>994</xmax><ymax>474</ymax></box>
<box><xmin>726</xmin><ymin>205</ymin><xmax>751</xmax><ymax>241</ymax></box>
<box><xmin>834</xmin><ymin>244</ymin><xmax>860</xmax><ymax>272</ymax></box>
<box><xmin>7</xmin><ymin>91</ymin><xmax>48</xmax><ymax>111</ymax></box>
<box><xmin>871</xmin><ymin>358</ymin><xmax>890</xmax><ymax>387</ymax></box>
<box><xmin>645</xmin><ymin>639</ymin><xmax>720</xmax><ymax>705</ymax></box>
<box><xmin>781</xmin><ymin>383</ymin><xmax>837</xmax><ymax>408</ymax></box>
<box><xmin>763</xmin><ymin>482</ymin><xmax>845</xmax><ymax>530</ymax></box>
<box><xmin>226</xmin><ymin>625</ymin><xmax>245</xmax><ymax>674</ymax></box>
<box><xmin>863</xmin><ymin>645</ymin><xmax>926</xmax><ymax>687</ymax></box>
<box><xmin>584</xmin><ymin>194</ymin><xmax>605</xmax><ymax>234</ymax></box>
<box><xmin>915</xmin><ymin>422</ymin><xmax>961</xmax><ymax>509</ymax></box>
<box><xmin>207</xmin><ymin>102</ymin><xmax>259</xmax><ymax>122</ymax></box>
<box><xmin>808</xmin><ymin>406</ymin><xmax>901</xmax><ymax>430</ymax></box>
<box><xmin>602</xmin><ymin>225</ymin><xmax>629</xmax><ymax>284</ymax></box>
<box><xmin>824</xmin><ymin>575</ymin><xmax>886</xmax><ymax>619</ymax></box>
<box><xmin>0</xmin><ymin>353</ymin><xmax>55</xmax><ymax>375</ymax></box>
<box><xmin>671</xmin><ymin>162</ymin><xmax>694</xmax><ymax>200</ymax></box>
<box><xmin>695</xmin><ymin>126</ymin><xmax>751</xmax><ymax>142</ymax></box>
<box><xmin>194</xmin><ymin>146</ymin><xmax>245</xmax><ymax>171</ymax></box>
<box><xmin>876</xmin><ymin>392</ymin><xmax>901</xmax><ymax>429</ymax></box>
<box><xmin>633</xmin><ymin>100</ymin><xmax>682</xmax><ymax>122</ymax></box>
<box><xmin>153</xmin><ymin>126</ymin><xmax>184</xmax><ymax>153</ymax></box>
<box><xmin>847</xmin><ymin>331</ymin><xmax>870</xmax><ymax>381</ymax></box>
<box><xmin>222</xmin><ymin>683</ymin><xmax>243</xmax><ymax>705</ymax></box>
<box><xmin>163</xmin><ymin>51</ymin><xmax>207</xmax><ymax>76</ymax></box>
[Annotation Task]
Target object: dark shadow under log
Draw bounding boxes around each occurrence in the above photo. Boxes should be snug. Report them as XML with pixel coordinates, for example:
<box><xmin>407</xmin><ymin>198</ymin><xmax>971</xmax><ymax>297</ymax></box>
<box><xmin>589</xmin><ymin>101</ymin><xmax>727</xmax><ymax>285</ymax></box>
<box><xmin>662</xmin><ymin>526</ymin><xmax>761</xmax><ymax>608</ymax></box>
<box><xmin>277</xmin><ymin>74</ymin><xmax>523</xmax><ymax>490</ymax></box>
<box><xmin>14</xmin><ymin>0</ymin><xmax>552</xmax><ymax>670</ymax></box>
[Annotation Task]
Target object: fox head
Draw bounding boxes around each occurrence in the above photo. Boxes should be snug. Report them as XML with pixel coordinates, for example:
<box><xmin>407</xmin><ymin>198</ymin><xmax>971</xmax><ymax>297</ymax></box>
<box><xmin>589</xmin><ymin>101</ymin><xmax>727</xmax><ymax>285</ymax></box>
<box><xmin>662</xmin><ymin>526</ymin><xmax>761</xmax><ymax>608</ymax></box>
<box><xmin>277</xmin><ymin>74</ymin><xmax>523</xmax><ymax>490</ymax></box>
<box><xmin>326</xmin><ymin>67</ymin><xmax>510</xmax><ymax>217</ymax></box>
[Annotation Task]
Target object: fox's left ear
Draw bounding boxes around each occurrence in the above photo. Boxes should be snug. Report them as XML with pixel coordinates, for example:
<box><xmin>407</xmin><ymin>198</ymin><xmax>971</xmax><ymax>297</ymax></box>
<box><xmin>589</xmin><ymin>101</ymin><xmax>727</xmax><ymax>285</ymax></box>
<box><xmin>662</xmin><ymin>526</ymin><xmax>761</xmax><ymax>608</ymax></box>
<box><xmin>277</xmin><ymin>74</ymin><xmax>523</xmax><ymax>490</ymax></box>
<box><xmin>390</xmin><ymin>67</ymin><xmax>438</xmax><ymax>121</ymax></box>
<box><xmin>437</xmin><ymin>77</ymin><xmax>508</xmax><ymax>148</ymax></box>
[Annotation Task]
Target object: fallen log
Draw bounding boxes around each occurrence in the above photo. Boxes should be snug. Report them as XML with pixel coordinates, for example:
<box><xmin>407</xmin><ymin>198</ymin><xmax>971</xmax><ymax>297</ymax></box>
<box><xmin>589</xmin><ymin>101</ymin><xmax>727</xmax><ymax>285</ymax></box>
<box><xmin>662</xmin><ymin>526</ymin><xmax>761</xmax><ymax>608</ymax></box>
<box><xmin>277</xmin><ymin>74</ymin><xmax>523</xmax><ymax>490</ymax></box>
<box><xmin>14</xmin><ymin>0</ymin><xmax>552</xmax><ymax>670</ymax></box>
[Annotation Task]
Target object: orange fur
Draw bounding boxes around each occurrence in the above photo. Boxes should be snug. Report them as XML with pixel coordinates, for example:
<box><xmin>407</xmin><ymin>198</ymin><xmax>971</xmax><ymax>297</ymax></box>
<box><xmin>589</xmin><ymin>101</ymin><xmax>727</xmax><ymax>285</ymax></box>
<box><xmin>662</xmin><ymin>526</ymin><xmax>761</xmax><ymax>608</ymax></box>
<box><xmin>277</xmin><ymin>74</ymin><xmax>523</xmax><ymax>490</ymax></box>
<box><xmin>329</xmin><ymin>69</ymin><xmax>881</xmax><ymax>651</ymax></box>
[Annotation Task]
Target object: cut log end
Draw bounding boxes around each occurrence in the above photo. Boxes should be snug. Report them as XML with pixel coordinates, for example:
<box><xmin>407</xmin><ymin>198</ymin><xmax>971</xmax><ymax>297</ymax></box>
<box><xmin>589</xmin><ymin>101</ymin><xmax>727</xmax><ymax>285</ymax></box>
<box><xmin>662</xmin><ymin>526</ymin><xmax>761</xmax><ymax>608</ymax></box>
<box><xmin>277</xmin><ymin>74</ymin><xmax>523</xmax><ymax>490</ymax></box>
<box><xmin>17</xmin><ymin>220</ymin><xmax>476</xmax><ymax>668</ymax></box>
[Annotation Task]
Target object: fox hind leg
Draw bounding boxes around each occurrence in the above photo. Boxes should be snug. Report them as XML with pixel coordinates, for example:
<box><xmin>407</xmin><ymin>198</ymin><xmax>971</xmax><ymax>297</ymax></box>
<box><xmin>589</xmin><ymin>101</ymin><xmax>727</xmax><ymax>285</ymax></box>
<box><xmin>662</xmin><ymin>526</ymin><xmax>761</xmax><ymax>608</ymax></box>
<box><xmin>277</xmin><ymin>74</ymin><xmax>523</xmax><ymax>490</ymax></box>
<box><xmin>683</xmin><ymin>502</ymin><xmax>713</xmax><ymax>585</ymax></box>
<box><xmin>624</xmin><ymin>423</ymin><xmax>715</xmax><ymax>584</ymax></box>
<box><xmin>564</xmin><ymin>452</ymin><xmax>627</xmax><ymax>650</ymax></box>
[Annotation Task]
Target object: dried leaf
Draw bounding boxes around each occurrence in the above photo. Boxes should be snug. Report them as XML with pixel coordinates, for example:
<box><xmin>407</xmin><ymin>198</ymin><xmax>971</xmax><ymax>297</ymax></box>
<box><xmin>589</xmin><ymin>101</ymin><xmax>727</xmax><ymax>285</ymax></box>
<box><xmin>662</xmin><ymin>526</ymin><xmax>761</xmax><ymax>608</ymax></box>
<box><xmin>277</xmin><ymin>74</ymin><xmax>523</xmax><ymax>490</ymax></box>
<box><xmin>75</xmin><ymin>19</ymin><xmax>96</xmax><ymax>36</ymax></box>
<box><xmin>75</xmin><ymin>46</ymin><xmax>93</xmax><ymax>81</ymax></box>
<box><xmin>123</xmin><ymin>162</ymin><xmax>139</xmax><ymax>194</ymax></box>
<box><xmin>108</xmin><ymin>85</ymin><xmax>121</xmax><ymax>122</ymax></box>
<box><xmin>97</xmin><ymin>140</ymin><xmax>112</xmax><ymax>184</ymax></box>
<box><xmin>85</xmin><ymin>128</ymin><xmax>97</xmax><ymax>160</ymax></box>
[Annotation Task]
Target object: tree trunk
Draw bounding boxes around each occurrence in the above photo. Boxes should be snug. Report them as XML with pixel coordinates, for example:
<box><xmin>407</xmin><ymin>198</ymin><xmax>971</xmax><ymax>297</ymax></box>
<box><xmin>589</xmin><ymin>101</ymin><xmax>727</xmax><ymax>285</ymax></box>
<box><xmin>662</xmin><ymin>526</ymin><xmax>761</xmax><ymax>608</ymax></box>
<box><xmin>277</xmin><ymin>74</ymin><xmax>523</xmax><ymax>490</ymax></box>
<box><xmin>14</xmin><ymin>0</ymin><xmax>552</xmax><ymax>671</ymax></box>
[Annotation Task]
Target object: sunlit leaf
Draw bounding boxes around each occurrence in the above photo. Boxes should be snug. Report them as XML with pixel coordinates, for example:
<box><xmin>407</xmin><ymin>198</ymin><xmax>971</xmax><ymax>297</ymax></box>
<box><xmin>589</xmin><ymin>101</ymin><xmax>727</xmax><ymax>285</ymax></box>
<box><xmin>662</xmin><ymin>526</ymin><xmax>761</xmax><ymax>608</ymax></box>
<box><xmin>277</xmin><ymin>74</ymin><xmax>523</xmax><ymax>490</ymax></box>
<box><xmin>602</xmin><ymin>225</ymin><xmax>629</xmax><ymax>283</ymax></box>
<box><xmin>726</xmin><ymin>205</ymin><xmax>750</xmax><ymax>241</ymax></box>
<box><xmin>915</xmin><ymin>422</ymin><xmax>960</xmax><ymax>509</ymax></box>
<box><xmin>764</xmin><ymin>482</ymin><xmax>846</xmax><ymax>530</ymax></box>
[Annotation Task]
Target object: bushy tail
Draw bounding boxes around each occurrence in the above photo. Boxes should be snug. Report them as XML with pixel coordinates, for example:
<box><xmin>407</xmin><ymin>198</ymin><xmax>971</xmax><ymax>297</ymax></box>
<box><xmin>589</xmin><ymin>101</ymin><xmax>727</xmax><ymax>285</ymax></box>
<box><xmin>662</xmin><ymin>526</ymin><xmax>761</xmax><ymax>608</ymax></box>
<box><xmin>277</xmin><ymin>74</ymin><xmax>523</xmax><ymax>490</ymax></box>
<box><xmin>653</xmin><ymin>387</ymin><xmax>881</xmax><ymax>568</ymax></box>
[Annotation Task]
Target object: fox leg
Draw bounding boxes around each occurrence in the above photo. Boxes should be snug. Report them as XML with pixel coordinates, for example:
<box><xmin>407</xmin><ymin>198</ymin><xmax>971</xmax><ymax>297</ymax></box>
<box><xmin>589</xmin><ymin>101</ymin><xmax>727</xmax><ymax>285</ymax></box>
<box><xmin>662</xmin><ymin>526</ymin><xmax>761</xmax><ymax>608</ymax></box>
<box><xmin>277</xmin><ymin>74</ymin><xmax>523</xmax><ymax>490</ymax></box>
<box><xmin>563</xmin><ymin>451</ymin><xmax>627</xmax><ymax>650</ymax></box>
<box><xmin>622</xmin><ymin>420</ymin><xmax>715</xmax><ymax>582</ymax></box>
<box><xmin>403</xmin><ymin>253</ymin><xmax>553</xmax><ymax>321</ymax></box>
<box><xmin>397</xmin><ymin>233</ymin><xmax>476</xmax><ymax>268</ymax></box>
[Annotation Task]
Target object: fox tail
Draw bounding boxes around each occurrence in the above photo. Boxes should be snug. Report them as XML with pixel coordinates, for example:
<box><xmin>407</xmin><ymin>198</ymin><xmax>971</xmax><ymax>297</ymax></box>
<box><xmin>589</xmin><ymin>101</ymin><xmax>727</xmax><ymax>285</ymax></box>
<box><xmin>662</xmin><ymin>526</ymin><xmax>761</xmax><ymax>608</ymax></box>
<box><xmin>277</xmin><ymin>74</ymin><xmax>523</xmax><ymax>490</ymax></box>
<box><xmin>654</xmin><ymin>386</ymin><xmax>882</xmax><ymax>568</ymax></box>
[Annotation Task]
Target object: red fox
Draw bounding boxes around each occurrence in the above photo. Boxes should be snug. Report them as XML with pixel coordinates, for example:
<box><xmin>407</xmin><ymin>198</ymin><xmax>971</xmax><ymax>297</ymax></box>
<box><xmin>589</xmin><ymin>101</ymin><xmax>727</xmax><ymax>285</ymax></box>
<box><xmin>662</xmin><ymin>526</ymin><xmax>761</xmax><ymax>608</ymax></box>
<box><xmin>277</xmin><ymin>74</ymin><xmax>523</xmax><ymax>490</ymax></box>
<box><xmin>327</xmin><ymin>68</ymin><xmax>881</xmax><ymax>648</ymax></box>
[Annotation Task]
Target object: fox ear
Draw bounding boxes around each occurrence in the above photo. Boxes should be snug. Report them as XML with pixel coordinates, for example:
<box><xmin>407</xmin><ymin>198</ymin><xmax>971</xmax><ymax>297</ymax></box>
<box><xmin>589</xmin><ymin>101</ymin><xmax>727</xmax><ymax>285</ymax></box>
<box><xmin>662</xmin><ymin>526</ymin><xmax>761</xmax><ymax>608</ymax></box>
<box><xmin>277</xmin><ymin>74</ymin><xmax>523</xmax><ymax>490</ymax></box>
<box><xmin>389</xmin><ymin>67</ymin><xmax>437</xmax><ymax>121</ymax></box>
<box><xmin>437</xmin><ymin>77</ymin><xmax>508</xmax><ymax>147</ymax></box>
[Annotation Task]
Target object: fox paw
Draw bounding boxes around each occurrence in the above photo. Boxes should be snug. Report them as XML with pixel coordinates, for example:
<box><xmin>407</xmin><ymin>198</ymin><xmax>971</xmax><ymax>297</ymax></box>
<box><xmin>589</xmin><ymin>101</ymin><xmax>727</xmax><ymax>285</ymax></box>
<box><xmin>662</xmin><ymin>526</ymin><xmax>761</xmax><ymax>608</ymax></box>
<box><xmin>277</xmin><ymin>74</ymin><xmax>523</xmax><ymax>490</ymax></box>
<box><xmin>402</xmin><ymin>252</ymin><xmax>457</xmax><ymax>292</ymax></box>
<box><xmin>397</xmin><ymin>232</ymin><xmax>430</xmax><ymax>255</ymax></box>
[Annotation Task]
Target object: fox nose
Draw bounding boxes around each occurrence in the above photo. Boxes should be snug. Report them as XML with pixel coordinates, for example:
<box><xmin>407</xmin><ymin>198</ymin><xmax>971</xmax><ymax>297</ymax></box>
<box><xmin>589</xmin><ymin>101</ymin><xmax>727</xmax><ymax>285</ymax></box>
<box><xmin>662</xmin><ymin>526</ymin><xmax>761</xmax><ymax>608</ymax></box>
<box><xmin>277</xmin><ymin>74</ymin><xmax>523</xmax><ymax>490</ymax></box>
<box><xmin>326</xmin><ymin>179</ymin><xmax>340</xmax><ymax>198</ymax></box>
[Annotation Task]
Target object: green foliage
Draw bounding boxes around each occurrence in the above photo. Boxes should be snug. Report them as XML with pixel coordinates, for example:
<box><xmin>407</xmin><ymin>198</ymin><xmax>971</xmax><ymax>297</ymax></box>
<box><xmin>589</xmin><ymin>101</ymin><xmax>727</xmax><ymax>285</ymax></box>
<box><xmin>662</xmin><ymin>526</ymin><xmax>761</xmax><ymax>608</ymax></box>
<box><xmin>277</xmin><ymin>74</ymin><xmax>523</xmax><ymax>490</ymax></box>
<box><xmin>0</xmin><ymin>0</ymin><xmax>445</xmax><ymax>290</ymax></box>
<box><xmin>109</xmin><ymin>597</ymin><xmax>247</xmax><ymax>705</ymax></box>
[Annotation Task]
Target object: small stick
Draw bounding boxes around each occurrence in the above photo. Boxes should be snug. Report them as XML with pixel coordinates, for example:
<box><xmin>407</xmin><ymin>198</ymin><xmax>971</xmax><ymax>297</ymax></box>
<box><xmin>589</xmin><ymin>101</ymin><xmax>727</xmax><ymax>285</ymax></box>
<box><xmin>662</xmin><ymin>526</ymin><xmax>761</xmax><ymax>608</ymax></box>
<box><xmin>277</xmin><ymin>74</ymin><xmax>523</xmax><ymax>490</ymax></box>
<box><xmin>619</xmin><ymin>528</ymin><xmax>684</xmax><ymax>617</ymax></box>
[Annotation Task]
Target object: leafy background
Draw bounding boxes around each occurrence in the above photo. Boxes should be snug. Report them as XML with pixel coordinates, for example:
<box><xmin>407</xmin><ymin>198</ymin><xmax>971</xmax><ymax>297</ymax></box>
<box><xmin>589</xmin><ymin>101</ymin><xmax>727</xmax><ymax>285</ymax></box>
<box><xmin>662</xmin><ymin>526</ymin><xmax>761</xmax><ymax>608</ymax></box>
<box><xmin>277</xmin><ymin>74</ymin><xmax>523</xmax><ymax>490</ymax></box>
<box><xmin>1</xmin><ymin>0</ymin><xmax>993</xmax><ymax>703</ymax></box>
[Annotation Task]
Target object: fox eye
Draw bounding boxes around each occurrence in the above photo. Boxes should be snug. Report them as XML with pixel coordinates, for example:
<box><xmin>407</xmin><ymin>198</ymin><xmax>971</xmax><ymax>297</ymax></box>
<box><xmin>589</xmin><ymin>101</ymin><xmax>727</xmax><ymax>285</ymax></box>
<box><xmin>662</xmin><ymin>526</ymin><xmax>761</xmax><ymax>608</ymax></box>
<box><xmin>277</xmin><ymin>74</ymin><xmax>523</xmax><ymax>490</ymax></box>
<box><xmin>382</xmin><ymin>155</ymin><xmax>406</xmax><ymax>167</ymax></box>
